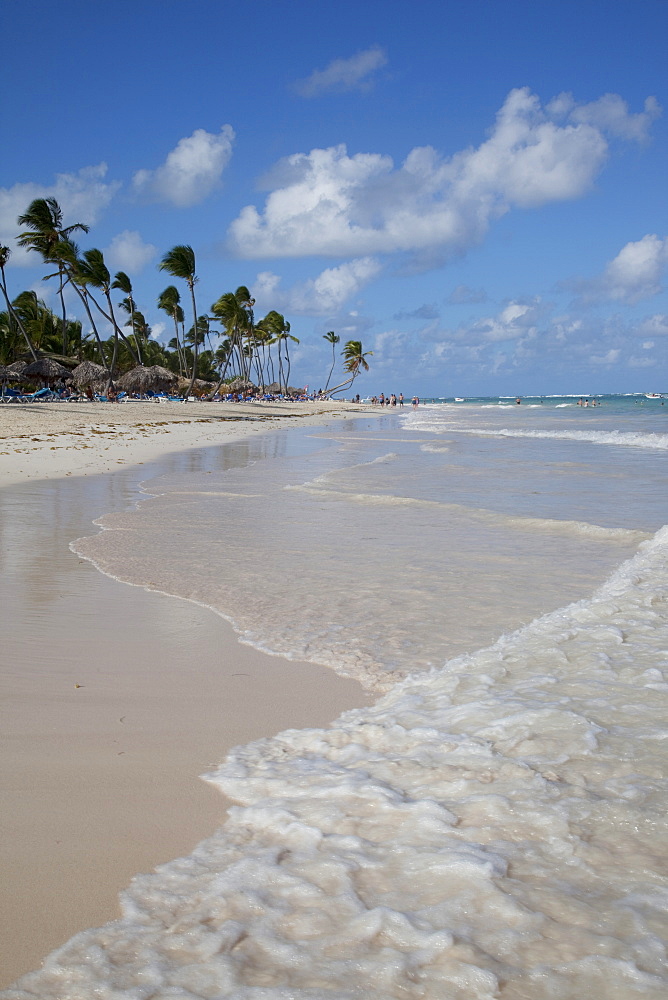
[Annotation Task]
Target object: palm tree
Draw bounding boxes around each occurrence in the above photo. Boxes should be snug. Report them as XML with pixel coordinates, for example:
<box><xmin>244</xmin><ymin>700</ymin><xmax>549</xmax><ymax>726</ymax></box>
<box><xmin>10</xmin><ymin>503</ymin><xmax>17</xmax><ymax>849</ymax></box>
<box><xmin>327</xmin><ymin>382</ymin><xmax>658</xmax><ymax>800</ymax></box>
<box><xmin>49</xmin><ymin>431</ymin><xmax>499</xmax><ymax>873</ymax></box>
<box><xmin>53</xmin><ymin>238</ymin><xmax>110</xmax><ymax>371</ymax></box>
<box><xmin>158</xmin><ymin>285</ymin><xmax>186</xmax><ymax>376</ymax></box>
<box><xmin>0</xmin><ymin>245</ymin><xmax>38</xmax><ymax>359</ymax></box>
<box><xmin>16</xmin><ymin>197</ymin><xmax>89</xmax><ymax>356</ymax></box>
<box><xmin>265</xmin><ymin>311</ymin><xmax>298</xmax><ymax>392</ymax></box>
<box><xmin>159</xmin><ymin>245</ymin><xmax>199</xmax><ymax>400</ymax></box>
<box><xmin>323</xmin><ymin>331</ymin><xmax>340</xmax><ymax>391</ymax></box>
<box><xmin>111</xmin><ymin>271</ymin><xmax>142</xmax><ymax>364</ymax></box>
<box><xmin>77</xmin><ymin>248</ymin><xmax>139</xmax><ymax>378</ymax></box>
<box><xmin>234</xmin><ymin>285</ymin><xmax>263</xmax><ymax>386</ymax></box>
<box><xmin>328</xmin><ymin>340</ymin><xmax>373</xmax><ymax>397</ymax></box>
<box><xmin>211</xmin><ymin>290</ymin><xmax>250</xmax><ymax>381</ymax></box>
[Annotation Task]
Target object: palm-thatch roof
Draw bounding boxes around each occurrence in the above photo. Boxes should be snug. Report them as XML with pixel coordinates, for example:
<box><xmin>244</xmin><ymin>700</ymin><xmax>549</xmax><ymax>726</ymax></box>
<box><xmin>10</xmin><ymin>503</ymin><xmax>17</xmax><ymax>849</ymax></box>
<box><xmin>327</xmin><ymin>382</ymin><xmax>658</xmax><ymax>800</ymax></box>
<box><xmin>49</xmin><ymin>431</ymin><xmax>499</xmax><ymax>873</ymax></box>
<box><xmin>224</xmin><ymin>378</ymin><xmax>257</xmax><ymax>393</ymax></box>
<box><xmin>148</xmin><ymin>365</ymin><xmax>178</xmax><ymax>384</ymax></box>
<box><xmin>6</xmin><ymin>360</ymin><xmax>27</xmax><ymax>376</ymax></box>
<box><xmin>177</xmin><ymin>376</ymin><xmax>215</xmax><ymax>393</ymax></box>
<box><xmin>22</xmin><ymin>358</ymin><xmax>72</xmax><ymax>381</ymax></box>
<box><xmin>71</xmin><ymin>360</ymin><xmax>109</xmax><ymax>387</ymax></box>
<box><xmin>118</xmin><ymin>365</ymin><xmax>178</xmax><ymax>394</ymax></box>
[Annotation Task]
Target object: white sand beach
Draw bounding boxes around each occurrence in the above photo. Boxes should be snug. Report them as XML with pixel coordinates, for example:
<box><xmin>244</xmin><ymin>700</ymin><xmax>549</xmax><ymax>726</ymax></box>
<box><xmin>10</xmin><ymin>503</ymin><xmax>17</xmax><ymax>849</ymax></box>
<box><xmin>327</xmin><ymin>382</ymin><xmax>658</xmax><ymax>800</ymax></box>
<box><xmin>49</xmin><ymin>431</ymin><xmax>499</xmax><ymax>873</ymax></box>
<box><xmin>0</xmin><ymin>399</ymin><xmax>373</xmax><ymax>986</ymax></box>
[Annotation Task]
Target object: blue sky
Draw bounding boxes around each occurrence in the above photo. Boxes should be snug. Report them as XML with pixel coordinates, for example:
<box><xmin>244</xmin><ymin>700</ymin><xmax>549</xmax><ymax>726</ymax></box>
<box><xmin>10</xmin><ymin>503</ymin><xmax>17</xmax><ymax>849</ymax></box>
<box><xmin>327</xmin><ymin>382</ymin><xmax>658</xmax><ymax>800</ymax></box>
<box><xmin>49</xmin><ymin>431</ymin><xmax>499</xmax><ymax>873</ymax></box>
<box><xmin>1</xmin><ymin>0</ymin><xmax>667</xmax><ymax>396</ymax></box>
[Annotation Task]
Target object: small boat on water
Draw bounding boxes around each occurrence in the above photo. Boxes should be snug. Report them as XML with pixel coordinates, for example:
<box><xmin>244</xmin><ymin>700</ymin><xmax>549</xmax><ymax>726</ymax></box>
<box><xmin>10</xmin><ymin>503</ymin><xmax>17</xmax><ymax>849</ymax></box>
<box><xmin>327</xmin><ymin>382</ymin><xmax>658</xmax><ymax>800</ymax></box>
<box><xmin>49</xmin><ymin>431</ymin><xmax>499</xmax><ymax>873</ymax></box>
<box><xmin>645</xmin><ymin>393</ymin><xmax>665</xmax><ymax>398</ymax></box>
<box><xmin>454</xmin><ymin>397</ymin><xmax>465</xmax><ymax>402</ymax></box>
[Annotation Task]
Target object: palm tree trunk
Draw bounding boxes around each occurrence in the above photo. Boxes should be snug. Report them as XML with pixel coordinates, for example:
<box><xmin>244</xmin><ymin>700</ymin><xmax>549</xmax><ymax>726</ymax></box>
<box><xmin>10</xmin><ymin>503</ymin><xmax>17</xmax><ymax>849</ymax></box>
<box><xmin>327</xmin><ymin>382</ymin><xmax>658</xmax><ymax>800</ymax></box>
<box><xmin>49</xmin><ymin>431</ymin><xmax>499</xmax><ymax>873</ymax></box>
<box><xmin>0</xmin><ymin>266</ymin><xmax>38</xmax><ymax>360</ymax></box>
<box><xmin>58</xmin><ymin>265</ymin><xmax>68</xmax><ymax>356</ymax></box>
<box><xmin>184</xmin><ymin>281</ymin><xmax>199</xmax><ymax>400</ymax></box>
<box><xmin>172</xmin><ymin>312</ymin><xmax>185</xmax><ymax>376</ymax></box>
<box><xmin>127</xmin><ymin>293</ymin><xmax>143</xmax><ymax>365</ymax></box>
<box><xmin>85</xmin><ymin>289</ymin><xmax>139</xmax><ymax>365</ymax></box>
<box><xmin>325</xmin><ymin>344</ymin><xmax>336</xmax><ymax>390</ymax></box>
<box><xmin>326</xmin><ymin>374</ymin><xmax>356</xmax><ymax>398</ymax></box>
<box><xmin>67</xmin><ymin>280</ymin><xmax>110</xmax><ymax>370</ymax></box>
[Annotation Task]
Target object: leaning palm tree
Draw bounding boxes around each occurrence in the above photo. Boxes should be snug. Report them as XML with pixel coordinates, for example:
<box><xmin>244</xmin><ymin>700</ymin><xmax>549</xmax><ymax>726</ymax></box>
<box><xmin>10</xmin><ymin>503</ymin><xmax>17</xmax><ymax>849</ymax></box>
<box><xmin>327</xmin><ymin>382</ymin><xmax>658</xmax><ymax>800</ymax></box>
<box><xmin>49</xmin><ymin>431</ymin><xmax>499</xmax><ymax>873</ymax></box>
<box><xmin>323</xmin><ymin>331</ymin><xmax>340</xmax><ymax>391</ymax></box>
<box><xmin>76</xmin><ymin>248</ymin><xmax>140</xmax><ymax>378</ymax></box>
<box><xmin>159</xmin><ymin>245</ymin><xmax>199</xmax><ymax>400</ymax></box>
<box><xmin>53</xmin><ymin>238</ymin><xmax>110</xmax><ymax>370</ymax></box>
<box><xmin>111</xmin><ymin>271</ymin><xmax>143</xmax><ymax>363</ymax></box>
<box><xmin>16</xmin><ymin>197</ymin><xmax>89</xmax><ymax>356</ymax></box>
<box><xmin>328</xmin><ymin>340</ymin><xmax>373</xmax><ymax>397</ymax></box>
<box><xmin>0</xmin><ymin>245</ymin><xmax>38</xmax><ymax>359</ymax></box>
<box><xmin>158</xmin><ymin>285</ymin><xmax>186</xmax><ymax>376</ymax></box>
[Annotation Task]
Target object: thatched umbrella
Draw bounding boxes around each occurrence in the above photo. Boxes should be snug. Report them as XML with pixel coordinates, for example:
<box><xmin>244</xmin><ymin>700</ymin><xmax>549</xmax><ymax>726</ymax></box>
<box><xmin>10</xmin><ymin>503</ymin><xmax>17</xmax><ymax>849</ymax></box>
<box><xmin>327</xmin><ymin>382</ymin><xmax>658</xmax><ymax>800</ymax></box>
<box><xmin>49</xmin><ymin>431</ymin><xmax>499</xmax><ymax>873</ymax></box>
<box><xmin>177</xmin><ymin>376</ymin><xmax>214</xmax><ymax>395</ymax></box>
<box><xmin>118</xmin><ymin>365</ymin><xmax>177</xmax><ymax>396</ymax></box>
<box><xmin>224</xmin><ymin>378</ymin><xmax>256</xmax><ymax>394</ymax></box>
<box><xmin>22</xmin><ymin>357</ymin><xmax>72</xmax><ymax>384</ymax></box>
<box><xmin>148</xmin><ymin>364</ymin><xmax>178</xmax><ymax>385</ymax></box>
<box><xmin>71</xmin><ymin>360</ymin><xmax>109</xmax><ymax>388</ymax></box>
<box><xmin>0</xmin><ymin>365</ymin><xmax>16</xmax><ymax>396</ymax></box>
<box><xmin>6</xmin><ymin>359</ymin><xmax>28</xmax><ymax>377</ymax></box>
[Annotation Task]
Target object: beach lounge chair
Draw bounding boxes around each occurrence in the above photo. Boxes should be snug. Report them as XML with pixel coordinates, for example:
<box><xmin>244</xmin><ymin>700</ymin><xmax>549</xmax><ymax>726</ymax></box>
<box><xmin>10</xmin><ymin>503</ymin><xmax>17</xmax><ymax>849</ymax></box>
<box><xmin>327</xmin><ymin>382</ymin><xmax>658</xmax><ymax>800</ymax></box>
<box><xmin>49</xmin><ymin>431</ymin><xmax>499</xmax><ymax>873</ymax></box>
<box><xmin>23</xmin><ymin>387</ymin><xmax>56</xmax><ymax>402</ymax></box>
<box><xmin>0</xmin><ymin>387</ymin><xmax>28</xmax><ymax>402</ymax></box>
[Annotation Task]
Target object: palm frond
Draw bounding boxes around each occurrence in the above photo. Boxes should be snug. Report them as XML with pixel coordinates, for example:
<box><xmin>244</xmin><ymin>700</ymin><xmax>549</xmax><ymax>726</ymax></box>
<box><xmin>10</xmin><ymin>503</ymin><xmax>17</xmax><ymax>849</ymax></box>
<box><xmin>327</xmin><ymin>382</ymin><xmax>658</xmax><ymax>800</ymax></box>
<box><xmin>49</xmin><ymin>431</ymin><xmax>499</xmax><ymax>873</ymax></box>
<box><xmin>159</xmin><ymin>245</ymin><xmax>196</xmax><ymax>281</ymax></box>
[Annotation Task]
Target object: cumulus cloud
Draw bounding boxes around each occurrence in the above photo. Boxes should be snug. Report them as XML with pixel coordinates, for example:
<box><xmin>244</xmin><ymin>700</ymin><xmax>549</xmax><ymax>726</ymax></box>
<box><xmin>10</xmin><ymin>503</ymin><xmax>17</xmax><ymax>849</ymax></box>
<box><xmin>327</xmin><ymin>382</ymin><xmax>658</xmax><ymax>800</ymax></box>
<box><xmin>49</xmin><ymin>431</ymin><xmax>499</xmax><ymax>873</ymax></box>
<box><xmin>0</xmin><ymin>164</ymin><xmax>120</xmax><ymax>265</ymax></box>
<box><xmin>104</xmin><ymin>230</ymin><xmax>157</xmax><ymax>272</ymax></box>
<box><xmin>149</xmin><ymin>321</ymin><xmax>166</xmax><ymax>341</ymax></box>
<box><xmin>575</xmin><ymin>235</ymin><xmax>668</xmax><ymax>304</ymax></box>
<box><xmin>294</xmin><ymin>46</ymin><xmax>387</xmax><ymax>97</ymax></box>
<box><xmin>253</xmin><ymin>257</ymin><xmax>381</xmax><ymax>315</ymax></box>
<box><xmin>549</xmin><ymin>93</ymin><xmax>661</xmax><ymax>141</ymax></box>
<box><xmin>628</xmin><ymin>355</ymin><xmax>655</xmax><ymax>368</ymax></box>
<box><xmin>636</xmin><ymin>313</ymin><xmax>668</xmax><ymax>336</ymax></box>
<box><xmin>590</xmin><ymin>348</ymin><xmax>621</xmax><ymax>365</ymax></box>
<box><xmin>228</xmin><ymin>88</ymin><xmax>658</xmax><ymax>261</ymax></box>
<box><xmin>602</xmin><ymin>235</ymin><xmax>668</xmax><ymax>302</ymax></box>
<box><xmin>465</xmin><ymin>299</ymin><xmax>545</xmax><ymax>343</ymax></box>
<box><xmin>133</xmin><ymin>125</ymin><xmax>235</xmax><ymax>207</ymax></box>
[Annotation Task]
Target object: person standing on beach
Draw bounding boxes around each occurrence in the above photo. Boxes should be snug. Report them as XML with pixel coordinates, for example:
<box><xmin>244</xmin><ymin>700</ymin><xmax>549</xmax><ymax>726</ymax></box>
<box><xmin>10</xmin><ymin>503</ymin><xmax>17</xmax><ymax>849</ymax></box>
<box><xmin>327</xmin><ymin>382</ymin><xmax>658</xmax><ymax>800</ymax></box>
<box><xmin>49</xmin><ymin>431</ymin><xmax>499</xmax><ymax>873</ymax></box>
<box><xmin>412</xmin><ymin>396</ymin><xmax>419</xmax><ymax>409</ymax></box>
<box><xmin>399</xmin><ymin>393</ymin><xmax>404</xmax><ymax>407</ymax></box>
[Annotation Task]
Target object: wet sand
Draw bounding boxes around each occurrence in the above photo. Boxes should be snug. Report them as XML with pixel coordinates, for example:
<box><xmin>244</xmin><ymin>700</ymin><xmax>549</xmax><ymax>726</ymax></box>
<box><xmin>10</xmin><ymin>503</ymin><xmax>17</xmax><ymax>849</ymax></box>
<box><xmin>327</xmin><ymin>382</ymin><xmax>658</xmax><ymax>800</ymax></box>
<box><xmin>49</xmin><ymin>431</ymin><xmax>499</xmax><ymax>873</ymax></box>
<box><xmin>0</xmin><ymin>406</ymin><xmax>372</xmax><ymax>986</ymax></box>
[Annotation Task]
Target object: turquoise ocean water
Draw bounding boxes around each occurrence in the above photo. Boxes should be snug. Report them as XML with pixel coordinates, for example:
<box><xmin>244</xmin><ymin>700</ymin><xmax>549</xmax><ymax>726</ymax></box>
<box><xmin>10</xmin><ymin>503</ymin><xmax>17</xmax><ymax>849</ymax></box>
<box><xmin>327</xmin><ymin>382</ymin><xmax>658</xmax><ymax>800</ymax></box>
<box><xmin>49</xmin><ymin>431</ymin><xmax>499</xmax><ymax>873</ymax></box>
<box><xmin>5</xmin><ymin>394</ymin><xmax>667</xmax><ymax>998</ymax></box>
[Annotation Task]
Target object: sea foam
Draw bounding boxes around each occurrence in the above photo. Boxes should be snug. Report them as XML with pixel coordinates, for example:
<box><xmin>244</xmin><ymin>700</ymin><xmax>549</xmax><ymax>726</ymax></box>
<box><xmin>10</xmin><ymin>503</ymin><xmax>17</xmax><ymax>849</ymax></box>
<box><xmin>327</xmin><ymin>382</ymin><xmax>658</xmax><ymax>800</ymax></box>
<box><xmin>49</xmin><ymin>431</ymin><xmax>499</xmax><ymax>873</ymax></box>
<box><xmin>6</xmin><ymin>526</ymin><xmax>668</xmax><ymax>999</ymax></box>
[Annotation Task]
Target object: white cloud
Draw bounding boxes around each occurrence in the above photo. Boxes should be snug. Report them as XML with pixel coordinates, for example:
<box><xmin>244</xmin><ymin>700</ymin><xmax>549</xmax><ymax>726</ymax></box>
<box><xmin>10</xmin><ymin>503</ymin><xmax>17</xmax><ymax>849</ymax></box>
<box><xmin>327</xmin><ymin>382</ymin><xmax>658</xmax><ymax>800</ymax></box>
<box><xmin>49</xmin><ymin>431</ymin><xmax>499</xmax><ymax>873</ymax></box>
<box><xmin>133</xmin><ymin>125</ymin><xmax>234</xmax><ymax>207</ymax></box>
<box><xmin>466</xmin><ymin>299</ymin><xmax>544</xmax><ymax>343</ymax></box>
<box><xmin>590</xmin><ymin>348</ymin><xmax>621</xmax><ymax>365</ymax></box>
<box><xmin>228</xmin><ymin>88</ymin><xmax>657</xmax><ymax>260</ymax></box>
<box><xmin>551</xmin><ymin>93</ymin><xmax>661</xmax><ymax>142</ymax></box>
<box><xmin>577</xmin><ymin>235</ymin><xmax>668</xmax><ymax>304</ymax></box>
<box><xmin>294</xmin><ymin>46</ymin><xmax>387</xmax><ymax>97</ymax></box>
<box><xmin>628</xmin><ymin>355</ymin><xmax>655</xmax><ymax>368</ymax></box>
<box><xmin>636</xmin><ymin>313</ymin><xmax>668</xmax><ymax>336</ymax></box>
<box><xmin>104</xmin><ymin>230</ymin><xmax>157</xmax><ymax>273</ymax></box>
<box><xmin>253</xmin><ymin>257</ymin><xmax>381</xmax><ymax>315</ymax></box>
<box><xmin>0</xmin><ymin>164</ymin><xmax>120</xmax><ymax>265</ymax></box>
<box><xmin>149</xmin><ymin>321</ymin><xmax>166</xmax><ymax>341</ymax></box>
<box><xmin>603</xmin><ymin>235</ymin><xmax>668</xmax><ymax>302</ymax></box>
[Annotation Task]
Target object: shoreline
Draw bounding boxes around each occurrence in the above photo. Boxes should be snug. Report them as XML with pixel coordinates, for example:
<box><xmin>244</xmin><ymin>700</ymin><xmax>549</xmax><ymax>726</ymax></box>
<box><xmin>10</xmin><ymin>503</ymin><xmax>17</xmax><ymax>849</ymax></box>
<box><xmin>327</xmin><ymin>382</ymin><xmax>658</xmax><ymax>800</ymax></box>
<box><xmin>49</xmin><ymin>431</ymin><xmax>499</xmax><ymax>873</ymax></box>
<box><xmin>0</xmin><ymin>401</ymin><xmax>376</xmax><ymax>987</ymax></box>
<box><xmin>0</xmin><ymin>398</ymin><xmax>371</xmax><ymax>487</ymax></box>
